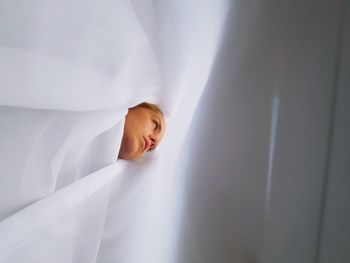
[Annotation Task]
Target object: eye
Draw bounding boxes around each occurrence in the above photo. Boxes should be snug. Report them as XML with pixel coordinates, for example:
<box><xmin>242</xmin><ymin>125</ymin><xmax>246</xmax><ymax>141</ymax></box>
<box><xmin>153</xmin><ymin>120</ymin><xmax>158</xmax><ymax>130</ymax></box>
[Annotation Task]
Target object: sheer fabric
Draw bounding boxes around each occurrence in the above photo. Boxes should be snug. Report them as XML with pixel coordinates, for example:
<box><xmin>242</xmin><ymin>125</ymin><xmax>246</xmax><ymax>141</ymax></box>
<box><xmin>0</xmin><ymin>0</ymin><xmax>228</xmax><ymax>262</ymax></box>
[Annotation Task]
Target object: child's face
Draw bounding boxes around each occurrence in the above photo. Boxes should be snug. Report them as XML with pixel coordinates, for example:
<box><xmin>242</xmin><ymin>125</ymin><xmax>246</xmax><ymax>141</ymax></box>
<box><xmin>118</xmin><ymin>107</ymin><xmax>165</xmax><ymax>160</ymax></box>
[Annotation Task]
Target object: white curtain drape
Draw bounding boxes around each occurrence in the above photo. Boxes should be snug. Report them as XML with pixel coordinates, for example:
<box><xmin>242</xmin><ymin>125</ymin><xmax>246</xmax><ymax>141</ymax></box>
<box><xmin>1</xmin><ymin>0</ymin><xmax>349</xmax><ymax>262</ymax></box>
<box><xmin>0</xmin><ymin>0</ymin><xmax>228</xmax><ymax>262</ymax></box>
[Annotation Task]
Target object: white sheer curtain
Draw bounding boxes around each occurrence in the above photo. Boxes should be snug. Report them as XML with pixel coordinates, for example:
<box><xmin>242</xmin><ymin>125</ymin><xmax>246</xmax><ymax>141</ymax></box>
<box><xmin>0</xmin><ymin>0</ymin><xmax>228</xmax><ymax>262</ymax></box>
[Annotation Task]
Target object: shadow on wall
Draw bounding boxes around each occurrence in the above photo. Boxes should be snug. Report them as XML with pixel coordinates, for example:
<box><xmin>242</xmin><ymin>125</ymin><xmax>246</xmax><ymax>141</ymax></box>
<box><xmin>172</xmin><ymin>0</ymin><xmax>348</xmax><ymax>263</ymax></box>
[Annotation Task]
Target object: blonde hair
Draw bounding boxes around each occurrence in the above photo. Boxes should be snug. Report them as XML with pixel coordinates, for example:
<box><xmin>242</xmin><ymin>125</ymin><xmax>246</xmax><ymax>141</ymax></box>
<box><xmin>133</xmin><ymin>102</ymin><xmax>164</xmax><ymax>116</ymax></box>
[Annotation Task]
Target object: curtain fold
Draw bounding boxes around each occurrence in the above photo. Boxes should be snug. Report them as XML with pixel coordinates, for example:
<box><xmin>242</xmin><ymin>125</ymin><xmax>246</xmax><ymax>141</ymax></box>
<box><xmin>0</xmin><ymin>0</ymin><xmax>229</xmax><ymax>262</ymax></box>
<box><xmin>0</xmin><ymin>161</ymin><xmax>127</xmax><ymax>262</ymax></box>
<box><xmin>0</xmin><ymin>0</ymin><xmax>159</xmax><ymax>111</ymax></box>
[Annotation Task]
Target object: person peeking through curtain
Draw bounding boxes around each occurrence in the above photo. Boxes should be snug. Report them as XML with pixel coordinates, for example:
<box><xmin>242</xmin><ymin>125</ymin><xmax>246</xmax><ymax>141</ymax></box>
<box><xmin>118</xmin><ymin>102</ymin><xmax>166</xmax><ymax>160</ymax></box>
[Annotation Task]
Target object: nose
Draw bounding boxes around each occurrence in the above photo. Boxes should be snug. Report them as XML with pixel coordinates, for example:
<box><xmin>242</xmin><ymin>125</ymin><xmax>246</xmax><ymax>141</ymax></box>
<box><xmin>149</xmin><ymin>134</ymin><xmax>158</xmax><ymax>148</ymax></box>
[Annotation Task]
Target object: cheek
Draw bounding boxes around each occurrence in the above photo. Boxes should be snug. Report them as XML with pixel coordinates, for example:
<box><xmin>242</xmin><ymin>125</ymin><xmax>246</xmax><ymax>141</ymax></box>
<box><xmin>119</xmin><ymin>136</ymin><xmax>137</xmax><ymax>158</ymax></box>
<box><xmin>129</xmin><ymin>119</ymin><xmax>146</xmax><ymax>134</ymax></box>
<box><xmin>123</xmin><ymin>137</ymin><xmax>135</xmax><ymax>151</ymax></box>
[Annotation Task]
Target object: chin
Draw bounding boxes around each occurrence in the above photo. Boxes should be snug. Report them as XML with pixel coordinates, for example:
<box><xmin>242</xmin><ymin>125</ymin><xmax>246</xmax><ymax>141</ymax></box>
<box><xmin>118</xmin><ymin>137</ymin><xmax>139</xmax><ymax>160</ymax></box>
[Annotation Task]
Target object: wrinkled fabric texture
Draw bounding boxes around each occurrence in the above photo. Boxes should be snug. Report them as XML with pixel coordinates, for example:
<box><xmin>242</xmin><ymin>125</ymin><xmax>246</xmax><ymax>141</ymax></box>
<box><xmin>0</xmin><ymin>0</ymin><xmax>228</xmax><ymax>262</ymax></box>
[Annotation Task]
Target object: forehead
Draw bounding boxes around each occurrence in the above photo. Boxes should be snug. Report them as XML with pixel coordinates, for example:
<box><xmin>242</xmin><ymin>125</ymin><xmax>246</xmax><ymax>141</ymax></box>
<box><xmin>143</xmin><ymin>107</ymin><xmax>164</xmax><ymax>120</ymax></box>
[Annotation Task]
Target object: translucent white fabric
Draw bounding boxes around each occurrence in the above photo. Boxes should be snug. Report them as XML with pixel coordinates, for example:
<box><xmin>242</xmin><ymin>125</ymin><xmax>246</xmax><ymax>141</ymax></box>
<box><xmin>0</xmin><ymin>0</ymin><xmax>159</xmax><ymax>111</ymax></box>
<box><xmin>0</xmin><ymin>0</ymin><xmax>228</xmax><ymax>262</ymax></box>
<box><xmin>0</xmin><ymin>107</ymin><xmax>126</xmax><ymax>221</ymax></box>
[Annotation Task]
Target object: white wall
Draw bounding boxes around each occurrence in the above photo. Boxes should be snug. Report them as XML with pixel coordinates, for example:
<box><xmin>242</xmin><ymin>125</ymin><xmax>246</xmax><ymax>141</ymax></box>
<box><xmin>171</xmin><ymin>1</ymin><xmax>349</xmax><ymax>263</ymax></box>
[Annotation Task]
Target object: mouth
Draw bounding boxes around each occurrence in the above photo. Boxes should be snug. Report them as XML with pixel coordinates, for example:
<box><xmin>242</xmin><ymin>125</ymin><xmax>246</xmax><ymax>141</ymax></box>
<box><xmin>143</xmin><ymin>137</ymin><xmax>150</xmax><ymax>152</ymax></box>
